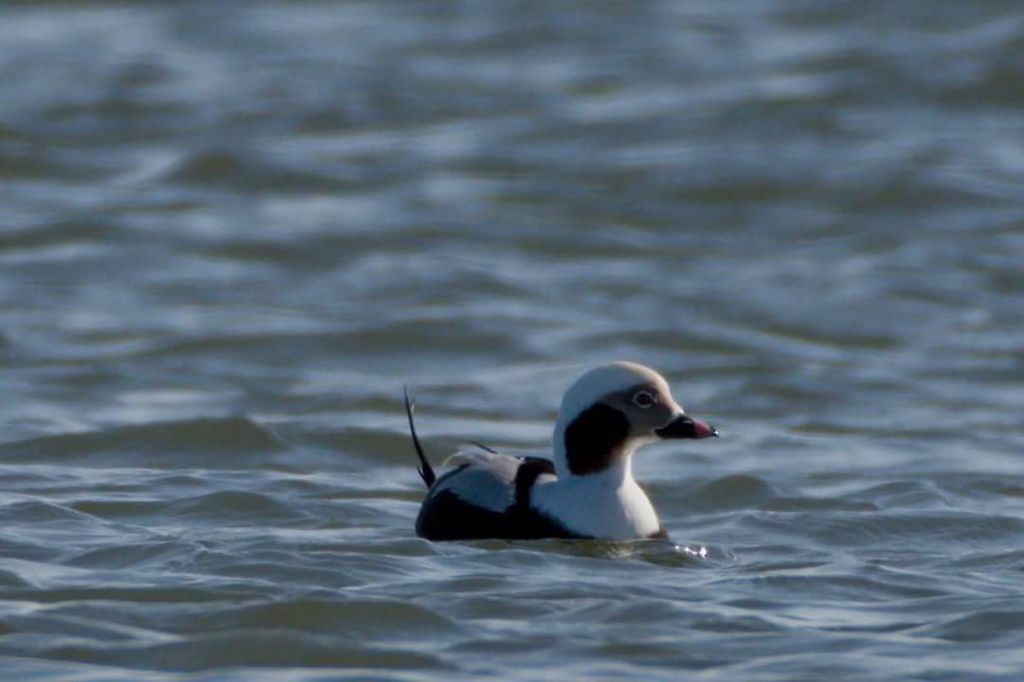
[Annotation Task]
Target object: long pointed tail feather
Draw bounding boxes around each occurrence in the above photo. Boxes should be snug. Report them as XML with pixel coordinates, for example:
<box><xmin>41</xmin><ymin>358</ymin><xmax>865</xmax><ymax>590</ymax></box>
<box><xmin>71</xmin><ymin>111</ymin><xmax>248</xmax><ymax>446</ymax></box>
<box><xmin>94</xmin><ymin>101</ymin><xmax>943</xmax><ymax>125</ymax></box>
<box><xmin>404</xmin><ymin>386</ymin><xmax>436</xmax><ymax>488</ymax></box>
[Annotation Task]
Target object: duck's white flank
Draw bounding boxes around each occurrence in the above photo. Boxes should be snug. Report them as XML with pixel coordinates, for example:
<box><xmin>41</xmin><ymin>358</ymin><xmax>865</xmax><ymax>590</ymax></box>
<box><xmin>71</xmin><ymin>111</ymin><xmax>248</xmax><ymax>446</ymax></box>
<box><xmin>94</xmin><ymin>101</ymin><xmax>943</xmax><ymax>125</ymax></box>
<box><xmin>433</xmin><ymin>448</ymin><xmax>554</xmax><ymax>513</ymax></box>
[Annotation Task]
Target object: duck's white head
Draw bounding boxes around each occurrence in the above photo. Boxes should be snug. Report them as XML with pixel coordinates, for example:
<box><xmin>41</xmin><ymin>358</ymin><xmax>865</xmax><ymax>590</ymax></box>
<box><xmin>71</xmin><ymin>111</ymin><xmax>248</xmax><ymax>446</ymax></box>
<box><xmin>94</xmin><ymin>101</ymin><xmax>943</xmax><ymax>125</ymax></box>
<box><xmin>552</xmin><ymin>361</ymin><xmax>717</xmax><ymax>479</ymax></box>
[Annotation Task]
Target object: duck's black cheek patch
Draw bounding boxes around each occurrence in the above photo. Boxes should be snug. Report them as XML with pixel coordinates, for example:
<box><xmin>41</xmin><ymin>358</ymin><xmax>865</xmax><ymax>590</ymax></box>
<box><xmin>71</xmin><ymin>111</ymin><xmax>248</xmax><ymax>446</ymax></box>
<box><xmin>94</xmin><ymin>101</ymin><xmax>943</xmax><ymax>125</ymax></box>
<box><xmin>564</xmin><ymin>403</ymin><xmax>630</xmax><ymax>475</ymax></box>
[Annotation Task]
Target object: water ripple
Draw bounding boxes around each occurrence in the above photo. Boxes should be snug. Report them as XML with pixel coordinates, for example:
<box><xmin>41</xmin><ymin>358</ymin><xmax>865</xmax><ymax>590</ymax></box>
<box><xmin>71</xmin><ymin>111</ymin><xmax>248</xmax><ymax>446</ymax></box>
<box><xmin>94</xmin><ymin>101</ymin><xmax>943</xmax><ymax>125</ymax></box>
<box><xmin>2</xmin><ymin>0</ymin><xmax>1023</xmax><ymax>679</ymax></box>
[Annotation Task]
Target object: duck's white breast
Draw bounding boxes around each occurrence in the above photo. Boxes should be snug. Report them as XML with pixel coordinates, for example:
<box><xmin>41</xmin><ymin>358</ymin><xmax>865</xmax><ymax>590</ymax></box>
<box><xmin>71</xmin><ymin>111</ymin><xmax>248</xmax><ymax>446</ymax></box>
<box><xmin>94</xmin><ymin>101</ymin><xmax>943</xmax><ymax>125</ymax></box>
<box><xmin>531</xmin><ymin>473</ymin><xmax>660</xmax><ymax>540</ymax></box>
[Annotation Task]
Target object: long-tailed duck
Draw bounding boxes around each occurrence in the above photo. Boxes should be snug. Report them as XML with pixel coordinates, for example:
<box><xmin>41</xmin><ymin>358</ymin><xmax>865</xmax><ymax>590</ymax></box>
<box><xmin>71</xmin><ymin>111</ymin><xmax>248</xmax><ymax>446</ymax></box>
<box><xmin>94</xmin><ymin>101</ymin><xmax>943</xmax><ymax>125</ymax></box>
<box><xmin>406</xmin><ymin>361</ymin><xmax>717</xmax><ymax>541</ymax></box>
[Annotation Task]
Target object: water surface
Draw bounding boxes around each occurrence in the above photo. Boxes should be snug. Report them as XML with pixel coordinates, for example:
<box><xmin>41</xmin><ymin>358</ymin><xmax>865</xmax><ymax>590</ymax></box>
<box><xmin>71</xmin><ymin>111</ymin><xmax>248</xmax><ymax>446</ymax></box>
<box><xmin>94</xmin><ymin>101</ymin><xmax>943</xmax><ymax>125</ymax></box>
<box><xmin>1</xmin><ymin>1</ymin><xmax>1023</xmax><ymax>680</ymax></box>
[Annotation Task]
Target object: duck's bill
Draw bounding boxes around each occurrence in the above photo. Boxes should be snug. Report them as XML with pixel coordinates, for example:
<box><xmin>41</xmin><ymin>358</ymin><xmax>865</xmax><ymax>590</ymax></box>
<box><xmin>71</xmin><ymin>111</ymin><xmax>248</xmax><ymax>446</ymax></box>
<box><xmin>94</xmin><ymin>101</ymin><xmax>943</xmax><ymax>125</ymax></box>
<box><xmin>655</xmin><ymin>414</ymin><xmax>718</xmax><ymax>439</ymax></box>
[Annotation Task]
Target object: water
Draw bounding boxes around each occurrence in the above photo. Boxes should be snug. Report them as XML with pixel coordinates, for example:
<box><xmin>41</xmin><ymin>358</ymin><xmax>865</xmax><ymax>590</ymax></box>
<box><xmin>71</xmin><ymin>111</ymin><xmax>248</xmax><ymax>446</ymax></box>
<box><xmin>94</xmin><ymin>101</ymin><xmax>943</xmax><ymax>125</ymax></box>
<box><xmin>2</xmin><ymin>1</ymin><xmax>1023</xmax><ymax>679</ymax></box>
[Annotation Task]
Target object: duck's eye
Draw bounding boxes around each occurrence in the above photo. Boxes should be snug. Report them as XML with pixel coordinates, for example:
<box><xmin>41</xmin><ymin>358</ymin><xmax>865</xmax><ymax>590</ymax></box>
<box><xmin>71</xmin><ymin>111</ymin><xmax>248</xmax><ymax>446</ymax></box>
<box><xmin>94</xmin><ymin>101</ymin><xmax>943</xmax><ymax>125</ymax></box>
<box><xmin>632</xmin><ymin>390</ymin><xmax>655</xmax><ymax>408</ymax></box>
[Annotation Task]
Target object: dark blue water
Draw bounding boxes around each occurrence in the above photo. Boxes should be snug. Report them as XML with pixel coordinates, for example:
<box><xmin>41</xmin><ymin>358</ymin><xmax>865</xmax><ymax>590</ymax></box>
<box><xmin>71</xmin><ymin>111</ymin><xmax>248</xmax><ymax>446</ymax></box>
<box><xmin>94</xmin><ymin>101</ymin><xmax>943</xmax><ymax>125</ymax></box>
<box><xmin>1</xmin><ymin>2</ymin><xmax>1023</xmax><ymax>679</ymax></box>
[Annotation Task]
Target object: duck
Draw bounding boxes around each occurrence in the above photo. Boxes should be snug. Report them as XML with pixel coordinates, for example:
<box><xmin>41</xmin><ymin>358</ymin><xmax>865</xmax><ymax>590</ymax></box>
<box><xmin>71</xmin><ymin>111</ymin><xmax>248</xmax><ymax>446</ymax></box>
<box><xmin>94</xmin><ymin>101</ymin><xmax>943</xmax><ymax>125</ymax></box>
<box><xmin>405</xmin><ymin>361</ymin><xmax>718</xmax><ymax>541</ymax></box>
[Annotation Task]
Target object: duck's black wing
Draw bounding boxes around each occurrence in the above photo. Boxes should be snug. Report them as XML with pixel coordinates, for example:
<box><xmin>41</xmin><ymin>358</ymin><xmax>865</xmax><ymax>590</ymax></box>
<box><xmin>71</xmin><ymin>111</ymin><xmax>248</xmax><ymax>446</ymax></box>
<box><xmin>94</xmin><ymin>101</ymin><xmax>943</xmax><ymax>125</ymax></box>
<box><xmin>403</xmin><ymin>391</ymin><xmax>585</xmax><ymax>541</ymax></box>
<box><xmin>415</xmin><ymin>449</ymin><xmax>583</xmax><ymax>541</ymax></box>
